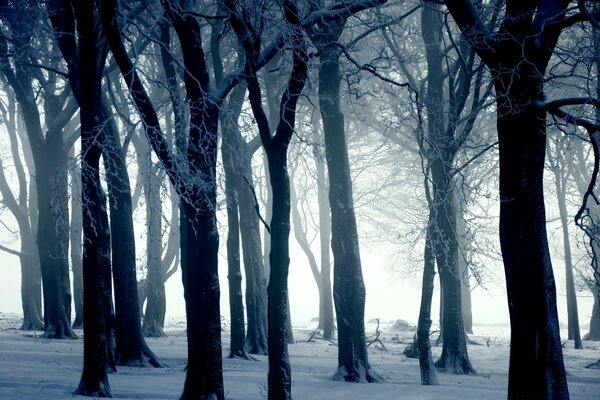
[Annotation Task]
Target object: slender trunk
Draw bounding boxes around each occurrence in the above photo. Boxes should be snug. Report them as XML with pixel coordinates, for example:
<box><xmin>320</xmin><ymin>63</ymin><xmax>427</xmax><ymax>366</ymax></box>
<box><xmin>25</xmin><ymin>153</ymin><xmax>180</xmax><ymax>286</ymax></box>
<box><xmin>266</xmin><ymin>152</ymin><xmax>293</xmax><ymax>399</ymax></box>
<box><xmin>312</xmin><ymin>122</ymin><xmax>334</xmax><ymax>338</ymax></box>
<box><xmin>553</xmin><ymin>166</ymin><xmax>582</xmax><ymax>348</ymax></box>
<box><xmin>417</xmin><ymin>218</ymin><xmax>439</xmax><ymax>385</ymax></box>
<box><xmin>221</xmin><ymin>84</ymin><xmax>250</xmax><ymax>359</ymax></box>
<box><xmin>70</xmin><ymin>159</ymin><xmax>84</xmax><ymax>329</ymax></box>
<box><xmin>238</xmin><ymin>164</ymin><xmax>269</xmax><ymax>355</ymax></box>
<box><xmin>290</xmin><ymin>180</ymin><xmax>323</xmax><ymax>319</ymax></box>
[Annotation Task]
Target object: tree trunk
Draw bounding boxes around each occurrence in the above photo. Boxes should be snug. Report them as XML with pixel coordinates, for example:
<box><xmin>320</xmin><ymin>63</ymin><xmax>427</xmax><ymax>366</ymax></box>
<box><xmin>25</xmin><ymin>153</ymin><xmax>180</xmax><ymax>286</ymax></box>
<box><xmin>69</xmin><ymin>155</ymin><xmax>84</xmax><ymax>329</ymax></box>
<box><xmin>0</xmin><ymin>91</ymin><xmax>43</xmax><ymax>331</ymax></box>
<box><xmin>312</xmin><ymin>123</ymin><xmax>335</xmax><ymax>339</ymax></box>
<box><xmin>36</xmin><ymin>124</ymin><xmax>74</xmax><ymax>339</ymax></box>
<box><xmin>238</xmin><ymin>169</ymin><xmax>269</xmax><ymax>355</ymax></box>
<box><xmin>74</xmin><ymin>3</ymin><xmax>113</xmax><ymax>395</ymax></box>
<box><xmin>584</xmin><ymin>287</ymin><xmax>600</xmax><ymax>341</ymax></box>
<box><xmin>553</xmin><ymin>164</ymin><xmax>582</xmax><ymax>349</ymax></box>
<box><xmin>319</xmin><ymin>44</ymin><xmax>377</xmax><ymax>382</ymax></box>
<box><xmin>222</xmin><ymin>83</ymin><xmax>251</xmax><ymax>359</ymax></box>
<box><xmin>101</xmin><ymin>97</ymin><xmax>161</xmax><ymax>366</ymax></box>
<box><xmin>421</xmin><ymin>4</ymin><xmax>473</xmax><ymax>373</ymax></box>
<box><xmin>494</xmin><ymin>71</ymin><xmax>568</xmax><ymax>399</ymax></box>
<box><xmin>417</xmin><ymin>219</ymin><xmax>439</xmax><ymax>385</ymax></box>
<box><xmin>141</xmin><ymin>160</ymin><xmax>167</xmax><ymax>339</ymax></box>
<box><xmin>266</xmin><ymin>151</ymin><xmax>293</xmax><ymax>399</ymax></box>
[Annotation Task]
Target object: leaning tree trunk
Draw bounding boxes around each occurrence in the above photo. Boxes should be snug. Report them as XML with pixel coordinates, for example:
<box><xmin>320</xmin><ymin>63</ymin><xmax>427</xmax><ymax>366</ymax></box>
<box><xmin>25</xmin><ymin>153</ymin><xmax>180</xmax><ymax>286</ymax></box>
<box><xmin>494</xmin><ymin>71</ymin><xmax>568</xmax><ymax>399</ymax></box>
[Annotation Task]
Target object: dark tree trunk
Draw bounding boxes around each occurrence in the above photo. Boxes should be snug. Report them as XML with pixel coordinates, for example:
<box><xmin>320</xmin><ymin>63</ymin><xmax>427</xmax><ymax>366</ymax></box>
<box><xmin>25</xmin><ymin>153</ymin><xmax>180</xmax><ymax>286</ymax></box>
<box><xmin>442</xmin><ymin>2</ymin><xmax>570</xmax><ymax>397</ymax></box>
<box><xmin>102</xmin><ymin>2</ymin><xmax>225</xmax><ymax>397</ymax></box>
<box><xmin>101</xmin><ymin>98</ymin><xmax>163</xmax><ymax>366</ymax></box>
<box><xmin>319</xmin><ymin>40</ymin><xmax>378</xmax><ymax>384</ymax></box>
<box><xmin>494</xmin><ymin>72</ymin><xmax>568</xmax><ymax>399</ymax></box>
<box><xmin>417</xmin><ymin>220</ymin><xmax>439</xmax><ymax>385</ymax></box>
<box><xmin>73</xmin><ymin>2</ymin><xmax>113</xmax><ymax>396</ymax></box>
<box><xmin>228</xmin><ymin>2</ymin><xmax>307</xmax><ymax>396</ymax></box>
<box><xmin>37</xmin><ymin>137</ymin><xmax>73</xmax><ymax>339</ymax></box>
<box><xmin>263</xmin><ymin>55</ymin><xmax>295</xmax><ymax>347</ymax></box>
<box><xmin>266</xmin><ymin>151</ymin><xmax>293</xmax><ymax>399</ymax></box>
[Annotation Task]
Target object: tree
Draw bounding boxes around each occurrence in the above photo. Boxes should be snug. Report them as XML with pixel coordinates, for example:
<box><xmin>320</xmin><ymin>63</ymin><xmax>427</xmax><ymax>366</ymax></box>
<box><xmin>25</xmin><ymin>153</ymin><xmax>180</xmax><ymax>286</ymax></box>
<box><xmin>0</xmin><ymin>85</ymin><xmax>43</xmax><ymax>331</ymax></box>
<box><xmin>442</xmin><ymin>0</ymin><xmax>581</xmax><ymax>397</ymax></box>
<box><xmin>69</xmin><ymin>1</ymin><xmax>114</xmax><ymax>395</ymax></box>
<box><xmin>0</xmin><ymin>0</ymin><xmax>76</xmax><ymax>339</ymax></box>
<box><xmin>227</xmin><ymin>0</ymin><xmax>308</xmax><ymax>397</ymax></box>
<box><xmin>306</xmin><ymin>0</ymin><xmax>387</xmax><ymax>382</ymax></box>
<box><xmin>101</xmin><ymin>0</ymin><xmax>227</xmax><ymax>396</ymax></box>
<box><xmin>547</xmin><ymin>134</ymin><xmax>583</xmax><ymax>349</ymax></box>
<box><xmin>47</xmin><ymin>0</ymin><xmax>163</xmax><ymax>367</ymax></box>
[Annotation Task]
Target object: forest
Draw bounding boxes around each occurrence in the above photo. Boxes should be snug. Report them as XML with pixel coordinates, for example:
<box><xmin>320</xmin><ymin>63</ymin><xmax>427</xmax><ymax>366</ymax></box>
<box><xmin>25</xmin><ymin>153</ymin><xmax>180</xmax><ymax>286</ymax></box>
<box><xmin>0</xmin><ymin>0</ymin><xmax>599</xmax><ymax>399</ymax></box>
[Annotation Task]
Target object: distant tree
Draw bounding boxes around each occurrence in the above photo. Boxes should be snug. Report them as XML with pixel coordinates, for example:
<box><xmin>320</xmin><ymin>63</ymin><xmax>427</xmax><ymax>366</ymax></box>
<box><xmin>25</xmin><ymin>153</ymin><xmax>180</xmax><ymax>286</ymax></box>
<box><xmin>0</xmin><ymin>85</ymin><xmax>43</xmax><ymax>331</ymax></box>
<box><xmin>547</xmin><ymin>134</ymin><xmax>583</xmax><ymax>349</ymax></box>
<box><xmin>0</xmin><ymin>1</ymin><xmax>77</xmax><ymax>339</ymax></box>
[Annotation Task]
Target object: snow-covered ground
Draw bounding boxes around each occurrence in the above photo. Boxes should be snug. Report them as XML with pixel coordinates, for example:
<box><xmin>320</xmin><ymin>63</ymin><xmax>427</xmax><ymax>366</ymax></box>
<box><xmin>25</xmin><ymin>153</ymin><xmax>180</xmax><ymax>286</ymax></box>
<box><xmin>0</xmin><ymin>313</ymin><xmax>598</xmax><ymax>399</ymax></box>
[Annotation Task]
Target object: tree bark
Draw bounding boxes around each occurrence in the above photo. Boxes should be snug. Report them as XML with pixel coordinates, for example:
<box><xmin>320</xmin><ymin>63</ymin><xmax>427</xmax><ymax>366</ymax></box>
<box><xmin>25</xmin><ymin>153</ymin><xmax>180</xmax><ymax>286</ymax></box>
<box><xmin>73</xmin><ymin>2</ymin><xmax>113</xmax><ymax>395</ymax></box>
<box><xmin>318</xmin><ymin>33</ymin><xmax>378</xmax><ymax>384</ymax></box>
<box><xmin>551</xmin><ymin>148</ymin><xmax>582</xmax><ymax>349</ymax></box>
<box><xmin>221</xmin><ymin>83</ymin><xmax>251</xmax><ymax>359</ymax></box>
<box><xmin>584</xmin><ymin>288</ymin><xmax>600</xmax><ymax>340</ymax></box>
<box><xmin>69</xmin><ymin>152</ymin><xmax>84</xmax><ymax>330</ymax></box>
<box><xmin>417</xmin><ymin>219</ymin><xmax>439</xmax><ymax>385</ymax></box>
<box><xmin>494</xmin><ymin>72</ymin><xmax>568</xmax><ymax>399</ymax></box>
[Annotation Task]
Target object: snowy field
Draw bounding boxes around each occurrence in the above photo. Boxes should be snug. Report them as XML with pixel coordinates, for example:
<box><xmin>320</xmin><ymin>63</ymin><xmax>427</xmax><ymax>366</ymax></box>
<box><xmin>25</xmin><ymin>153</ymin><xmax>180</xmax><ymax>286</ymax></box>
<box><xmin>0</xmin><ymin>313</ymin><xmax>599</xmax><ymax>399</ymax></box>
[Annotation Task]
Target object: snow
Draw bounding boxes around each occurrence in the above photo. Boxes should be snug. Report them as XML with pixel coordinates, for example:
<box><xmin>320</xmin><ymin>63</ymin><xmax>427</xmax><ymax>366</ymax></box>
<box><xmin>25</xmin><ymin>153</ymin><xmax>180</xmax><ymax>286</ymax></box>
<box><xmin>0</xmin><ymin>314</ymin><xmax>598</xmax><ymax>399</ymax></box>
